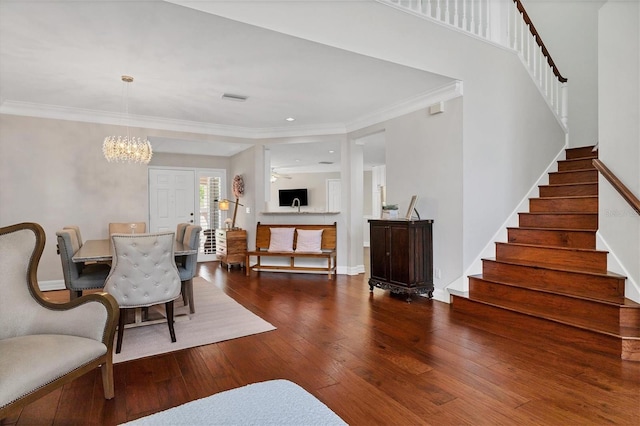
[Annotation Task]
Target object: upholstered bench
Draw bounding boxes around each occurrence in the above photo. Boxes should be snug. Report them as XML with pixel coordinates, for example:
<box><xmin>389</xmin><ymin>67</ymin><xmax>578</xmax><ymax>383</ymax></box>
<box><xmin>245</xmin><ymin>222</ymin><xmax>337</xmax><ymax>279</ymax></box>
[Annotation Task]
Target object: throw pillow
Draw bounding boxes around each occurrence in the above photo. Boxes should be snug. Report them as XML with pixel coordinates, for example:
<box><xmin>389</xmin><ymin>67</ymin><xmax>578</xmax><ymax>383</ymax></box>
<box><xmin>295</xmin><ymin>229</ymin><xmax>323</xmax><ymax>253</ymax></box>
<box><xmin>268</xmin><ymin>228</ymin><xmax>295</xmax><ymax>252</ymax></box>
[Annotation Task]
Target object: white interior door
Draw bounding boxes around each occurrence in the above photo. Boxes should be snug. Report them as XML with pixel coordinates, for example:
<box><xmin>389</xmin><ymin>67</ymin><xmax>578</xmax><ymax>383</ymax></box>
<box><xmin>327</xmin><ymin>179</ymin><xmax>341</xmax><ymax>212</ymax></box>
<box><xmin>149</xmin><ymin>168</ymin><xmax>196</xmax><ymax>233</ymax></box>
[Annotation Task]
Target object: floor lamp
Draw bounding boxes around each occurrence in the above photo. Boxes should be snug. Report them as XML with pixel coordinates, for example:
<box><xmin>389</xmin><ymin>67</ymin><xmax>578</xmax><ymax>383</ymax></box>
<box><xmin>219</xmin><ymin>198</ymin><xmax>244</xmax><ymax>230</ymax></box>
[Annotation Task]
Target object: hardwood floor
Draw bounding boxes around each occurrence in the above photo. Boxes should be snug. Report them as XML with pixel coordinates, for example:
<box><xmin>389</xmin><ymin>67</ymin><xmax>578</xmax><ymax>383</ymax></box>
<box><xmin>4</xmin><ymin>262</ymin><xmax>639</xmax><ymax>425</ymax></box>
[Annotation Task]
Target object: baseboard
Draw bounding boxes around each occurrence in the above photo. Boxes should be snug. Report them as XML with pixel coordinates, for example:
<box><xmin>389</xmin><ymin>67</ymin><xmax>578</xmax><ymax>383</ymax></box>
<box><xmin>431</xmin><ymin>288</ymin><xmax>450</xmax><ymax>304</ymax></box>
<box><xmin>343</xmin><ymin>265</ymin><xmax>365</xmax><ymax>275</ymax></box>
<box><xmin>39</xmin><ymin>279</ymin><xmax>65</xmax><ymax>291</ymax></box>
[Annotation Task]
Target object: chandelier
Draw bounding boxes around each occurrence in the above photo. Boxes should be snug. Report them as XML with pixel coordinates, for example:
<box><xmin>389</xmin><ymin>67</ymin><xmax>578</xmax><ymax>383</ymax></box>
<box><xmin>103</xmin><ymin>75</ymin><xmax>153</xmax><ymax>164</ymax></box>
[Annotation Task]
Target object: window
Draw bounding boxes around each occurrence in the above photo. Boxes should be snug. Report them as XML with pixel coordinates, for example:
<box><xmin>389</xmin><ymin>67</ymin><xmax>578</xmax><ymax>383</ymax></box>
<box><xmin>199</xmin><ymin>175</ymin><xmax>222</xmax><ymax>254</ymax></box>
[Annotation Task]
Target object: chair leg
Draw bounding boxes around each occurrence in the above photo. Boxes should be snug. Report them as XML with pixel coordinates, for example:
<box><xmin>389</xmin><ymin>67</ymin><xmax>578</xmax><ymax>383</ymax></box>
<box><xmin>181</xmin><ymin>281</ymin><xmax>188</xmax><ymax>305</ymax></box>
<box><xmin>165</xmin><ymin>301</ymin><xmax>176</xmax><ymax>343</ymax></box>
<box><xmin>186</xmin><ymin>278</ymin><xmax>194</xmax><ymax>314</ymax></box>
<box><xmin>101</xmin><ymin>355</ymin><xmax>115</xmax><ymax>399</ymax></box>
<box><xmin>116</xmin><ymin>308</ymin><xmax>126</xmax><ymax>354</ymax></box>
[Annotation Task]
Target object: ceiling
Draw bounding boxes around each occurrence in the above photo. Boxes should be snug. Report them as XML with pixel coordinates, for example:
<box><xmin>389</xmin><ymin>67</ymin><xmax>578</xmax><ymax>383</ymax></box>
<box><xmin>0</xmin><ymin>0</ymin><xmax>453</xmax><ymax>169</ymax></box>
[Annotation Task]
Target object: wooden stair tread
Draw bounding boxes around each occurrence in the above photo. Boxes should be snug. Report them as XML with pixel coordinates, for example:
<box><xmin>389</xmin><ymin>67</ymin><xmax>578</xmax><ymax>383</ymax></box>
<box><xmin>551</xmin><ymin>168</ymin><xmax>598</xmax><ymax>174</ymax></box>
<box><xmin>521</xmin><ymin>211</ymin><xmax>597</xmax><ymax>216</ymax></box>
<box><xmin>469</xmin><ymin>273</ymin><xmax>636</xmax><ymax>306</ymax></box>
<box><xmin>483</xmin><ymin>257</ymin><xmax>626</xmax><ymax>279</ymax></box>
<box><xmin>463</xmin><ymin>283</ymin><xmax>640</xmax><ymax>339</ymax></box>
<box><xmin>533</xmin><ymin>195</ymin><xmax>598</xmax><ymax>201</ymax></box>
<box><xmin>539</xmin><ymin>182</ymin><xmax>597</xmax><ymax>188</ymax></box>
<box><xmin>452</xmin><ymin>296</ymin><xmax>640</xmax><ymax>342</ymax></box>
<box><xmin>507</xmin><ymin>226</ymin><xmax>596</xmax><ymax>233</ymax></box>
<box><xmin>497</xmin><ymin>241</ymin><xmax>607</xmax><ymax>254</ymax></box>
<box><xmin>560</xmin><ymin>156</ymin><xmax>597</xmax><ymax>162</ymax></box>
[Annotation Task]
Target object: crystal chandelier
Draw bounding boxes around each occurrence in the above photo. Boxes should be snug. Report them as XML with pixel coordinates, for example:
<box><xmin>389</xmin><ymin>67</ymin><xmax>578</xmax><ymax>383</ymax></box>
<box><xmin>103</xmin><ymin>75</ymin><xmax>152</xmax><ymax>164</ymax></box>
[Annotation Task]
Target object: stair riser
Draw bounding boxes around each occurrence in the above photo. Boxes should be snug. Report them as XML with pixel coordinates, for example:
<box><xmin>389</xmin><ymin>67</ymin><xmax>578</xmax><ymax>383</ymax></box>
<box><xmin>622</xmin><ymin>306</ymin><xmax>640</xmax><ymax>330</ymax></box>
<box><xmin>496</xmin><ymin>243</ymin><xmax>607</xmax><ymax>272</ymax></box>
<box><xmin>622</xmin><ymin>341</ymin><xmax>640</xmax><ymax>361</ymax></box>
<box><xmin>507</xmin><ymin>228</ymin><xmax>595</xmax><ymax>249</ymax></box>
<box><xmin>451</xmin><ymin>295</ymin><xmax>624</xmax><ymax>358</ymax></box>
<box><xmin>565</xmin><ymin>146</ymin><xmax>597</xmax><ymax>159</ymax></box>
<box><xmin>519</xmin><ymin>213</ymin><xmax>598</xmax><ymax>230</ymax></box>
<box><xmin>558</xmin><ymin>158</ymin><xmax>596</xmax><ymax>171</ymax></box>
<box><xmin>468</xmin><ymin>277</ymin><xmax>628</xmax><ymax>334</ymax></box>
<box><xmin>539</xmin><ymin>184</ymin><xmax>598</xmax><ymax>197</ymax></box>
<box><xmin>529</xmin><ymin>197</ymin><xmax>598</xmax><ymax>213</ymax></box>
<box><xmin>482</xmin><ymin>260</ymin><xmax>624</xmax><ymax>301</ymax></box>
<box><xmin>549</xmin><ymin>170</ymin><xmax>598</xmax><ymax>184</ymax></box>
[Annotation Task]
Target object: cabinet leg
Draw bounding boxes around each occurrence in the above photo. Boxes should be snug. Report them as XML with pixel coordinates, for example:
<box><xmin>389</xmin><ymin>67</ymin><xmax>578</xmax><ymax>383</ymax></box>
<box><xmin>369</xmin><ymin>285</ymin><xmax>373</xmax><ymax>292</ymax></box>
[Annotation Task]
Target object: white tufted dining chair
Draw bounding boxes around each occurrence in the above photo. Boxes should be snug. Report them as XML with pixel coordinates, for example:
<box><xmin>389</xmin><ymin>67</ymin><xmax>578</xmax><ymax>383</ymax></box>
<box><xmin>104</xmin><ymin>232</ymin><xmax>181</xmax><ymax>354</ymax></box>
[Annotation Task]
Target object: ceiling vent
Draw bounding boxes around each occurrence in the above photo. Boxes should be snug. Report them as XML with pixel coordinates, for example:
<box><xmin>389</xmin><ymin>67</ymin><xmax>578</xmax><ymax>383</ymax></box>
<box><xmin>319</xmin><ymin>161</ymin><xmax>334</xmax><ymax>165</ymax></box>
<box><xmin>221</xmin><ymin>93</ymin><xmax>248</xmax><ymax>102</ymax></box>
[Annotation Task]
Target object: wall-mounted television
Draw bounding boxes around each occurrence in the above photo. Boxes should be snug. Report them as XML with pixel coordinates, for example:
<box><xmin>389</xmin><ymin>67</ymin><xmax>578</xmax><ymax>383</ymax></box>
<box><xmin>279</xmin><ymin>188</ymin><xmax>308</xmax><ymax>207</ymax></box>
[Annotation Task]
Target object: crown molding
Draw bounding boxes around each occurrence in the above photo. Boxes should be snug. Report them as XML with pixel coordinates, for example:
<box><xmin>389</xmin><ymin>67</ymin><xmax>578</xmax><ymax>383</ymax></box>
<box><xmin>0</xmin><ymin>81</ymin><xmax>462</xmax><ymax>140</ymax></box>
<box><xmin>345</xmin><ymin>80</ymin><xmax>462</xmax><ymax>133</ymax></box>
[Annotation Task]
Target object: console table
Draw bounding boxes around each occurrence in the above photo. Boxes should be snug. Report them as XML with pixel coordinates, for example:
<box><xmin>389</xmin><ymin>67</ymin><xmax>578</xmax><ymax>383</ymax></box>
<box><xmin>368</xmin><ymin>219</ymin><xmax>434</xmax><ymax>301</ymax></box>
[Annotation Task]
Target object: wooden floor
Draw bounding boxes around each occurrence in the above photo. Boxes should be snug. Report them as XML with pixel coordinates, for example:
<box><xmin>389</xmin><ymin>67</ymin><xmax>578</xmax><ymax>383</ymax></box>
<box><xmin>5</xmin><ymin>262</ymin><xmax>640</xmax><ymax>425</ymax></box>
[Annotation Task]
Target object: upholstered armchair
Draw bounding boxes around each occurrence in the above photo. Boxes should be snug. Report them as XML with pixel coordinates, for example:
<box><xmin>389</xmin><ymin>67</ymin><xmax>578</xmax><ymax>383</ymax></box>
<box><xmin>0</xmin><ymin>223</ymin><xmax>119</xmax><ymax>419</ymax></box>
<box><xmin>104</xmin><ymin>232</ymin><xmax>182</xmax><ymax>354</ymax></box>
<box><xmin>178</xmin><ymin>225</ymin><xmax>201</xmax><ymax>314</ymax></box>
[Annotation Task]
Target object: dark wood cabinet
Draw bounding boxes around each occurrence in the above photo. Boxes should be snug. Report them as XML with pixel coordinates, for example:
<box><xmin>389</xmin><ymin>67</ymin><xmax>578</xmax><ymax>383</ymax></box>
<box><xmin>368</xmin><ymin>219</ymin><xmax>434</xmax><ymax>301</ymax></box>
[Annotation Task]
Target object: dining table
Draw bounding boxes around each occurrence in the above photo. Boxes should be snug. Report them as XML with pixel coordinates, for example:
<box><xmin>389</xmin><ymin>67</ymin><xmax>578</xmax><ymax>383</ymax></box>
<box><xmin>72</xmin><ymin>238</ymin><xmax>198</xmax><ymax>328</ymax></box>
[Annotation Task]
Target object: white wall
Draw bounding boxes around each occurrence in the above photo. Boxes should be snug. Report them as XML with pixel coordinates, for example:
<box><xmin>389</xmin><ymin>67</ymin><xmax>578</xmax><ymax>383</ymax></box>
<box><xmin>523</xmin><ymin>0</ymin><xmax>604</xmax><ymax>147</ymax></box>
<box><xmin>598</xmin><ymin>0</ymin><xmax>640</xmax><ymax>301</ymax></box>
<box><xmin>229</xmin><ymin>145</ymin><xmax>257</xmax><ymax>235</ymax></box>
<box><xmin>383</xmin><ymin>99</ymin><xmax>463</xmax><ymax>293</ymax></box>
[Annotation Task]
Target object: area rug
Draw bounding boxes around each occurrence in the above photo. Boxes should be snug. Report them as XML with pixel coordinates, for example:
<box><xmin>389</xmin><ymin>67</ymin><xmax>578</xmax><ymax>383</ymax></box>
<box><xmin>121</xmin><ymin>379</ymin><xmax>347</xmax><ymax>425</ymax></box>
<box><xmin>113</xmin><ymin>277</ymin><xmax>276</xmax><ymax>363</ymax></box>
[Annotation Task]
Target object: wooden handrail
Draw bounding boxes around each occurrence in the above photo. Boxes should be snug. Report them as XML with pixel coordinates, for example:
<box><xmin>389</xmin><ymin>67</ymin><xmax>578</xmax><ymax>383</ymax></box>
<box><xmin>513</xmin><ymin>0</ymin><xmax>567</xmax><ymax>83</ymax></box>
<box><xmin>593</xmin><ymin>159</ymin><xmax>640</xmax><ymax>215</ymax></box>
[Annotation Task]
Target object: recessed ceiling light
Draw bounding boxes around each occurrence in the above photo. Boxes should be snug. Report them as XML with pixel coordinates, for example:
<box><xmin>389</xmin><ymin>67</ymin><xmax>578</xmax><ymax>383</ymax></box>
<box><xmin>329</xmin><ymin>150</ymin><xmax>335</xmax><ymax>154</ymax></box>
<box><xmin>285</xmin><ymin>117</ymin><xmax>295</xmax><ymax>122</ymax></box>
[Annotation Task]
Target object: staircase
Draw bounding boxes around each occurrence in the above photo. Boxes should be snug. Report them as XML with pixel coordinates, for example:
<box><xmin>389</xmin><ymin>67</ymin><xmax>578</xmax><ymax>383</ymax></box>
<box><xmin>452</xmin><ymin>146</ymin><xmax>640</xmax><ymax>361</ymax></box>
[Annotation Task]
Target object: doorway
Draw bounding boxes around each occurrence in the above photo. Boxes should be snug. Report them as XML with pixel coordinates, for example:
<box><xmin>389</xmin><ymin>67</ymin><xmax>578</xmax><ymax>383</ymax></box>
<box><xmin>149</xmin><ymin>167</ymin><xmax>226</xmax><ymax>262</ymax></box>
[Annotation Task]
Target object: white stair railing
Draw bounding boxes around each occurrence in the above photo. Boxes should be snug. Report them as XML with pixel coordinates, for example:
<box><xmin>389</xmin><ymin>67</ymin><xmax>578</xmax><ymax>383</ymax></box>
<box><xmin>380</xmin><ymin>0</ymin><xmax>568</xmax><ymax>129</ymax></box>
